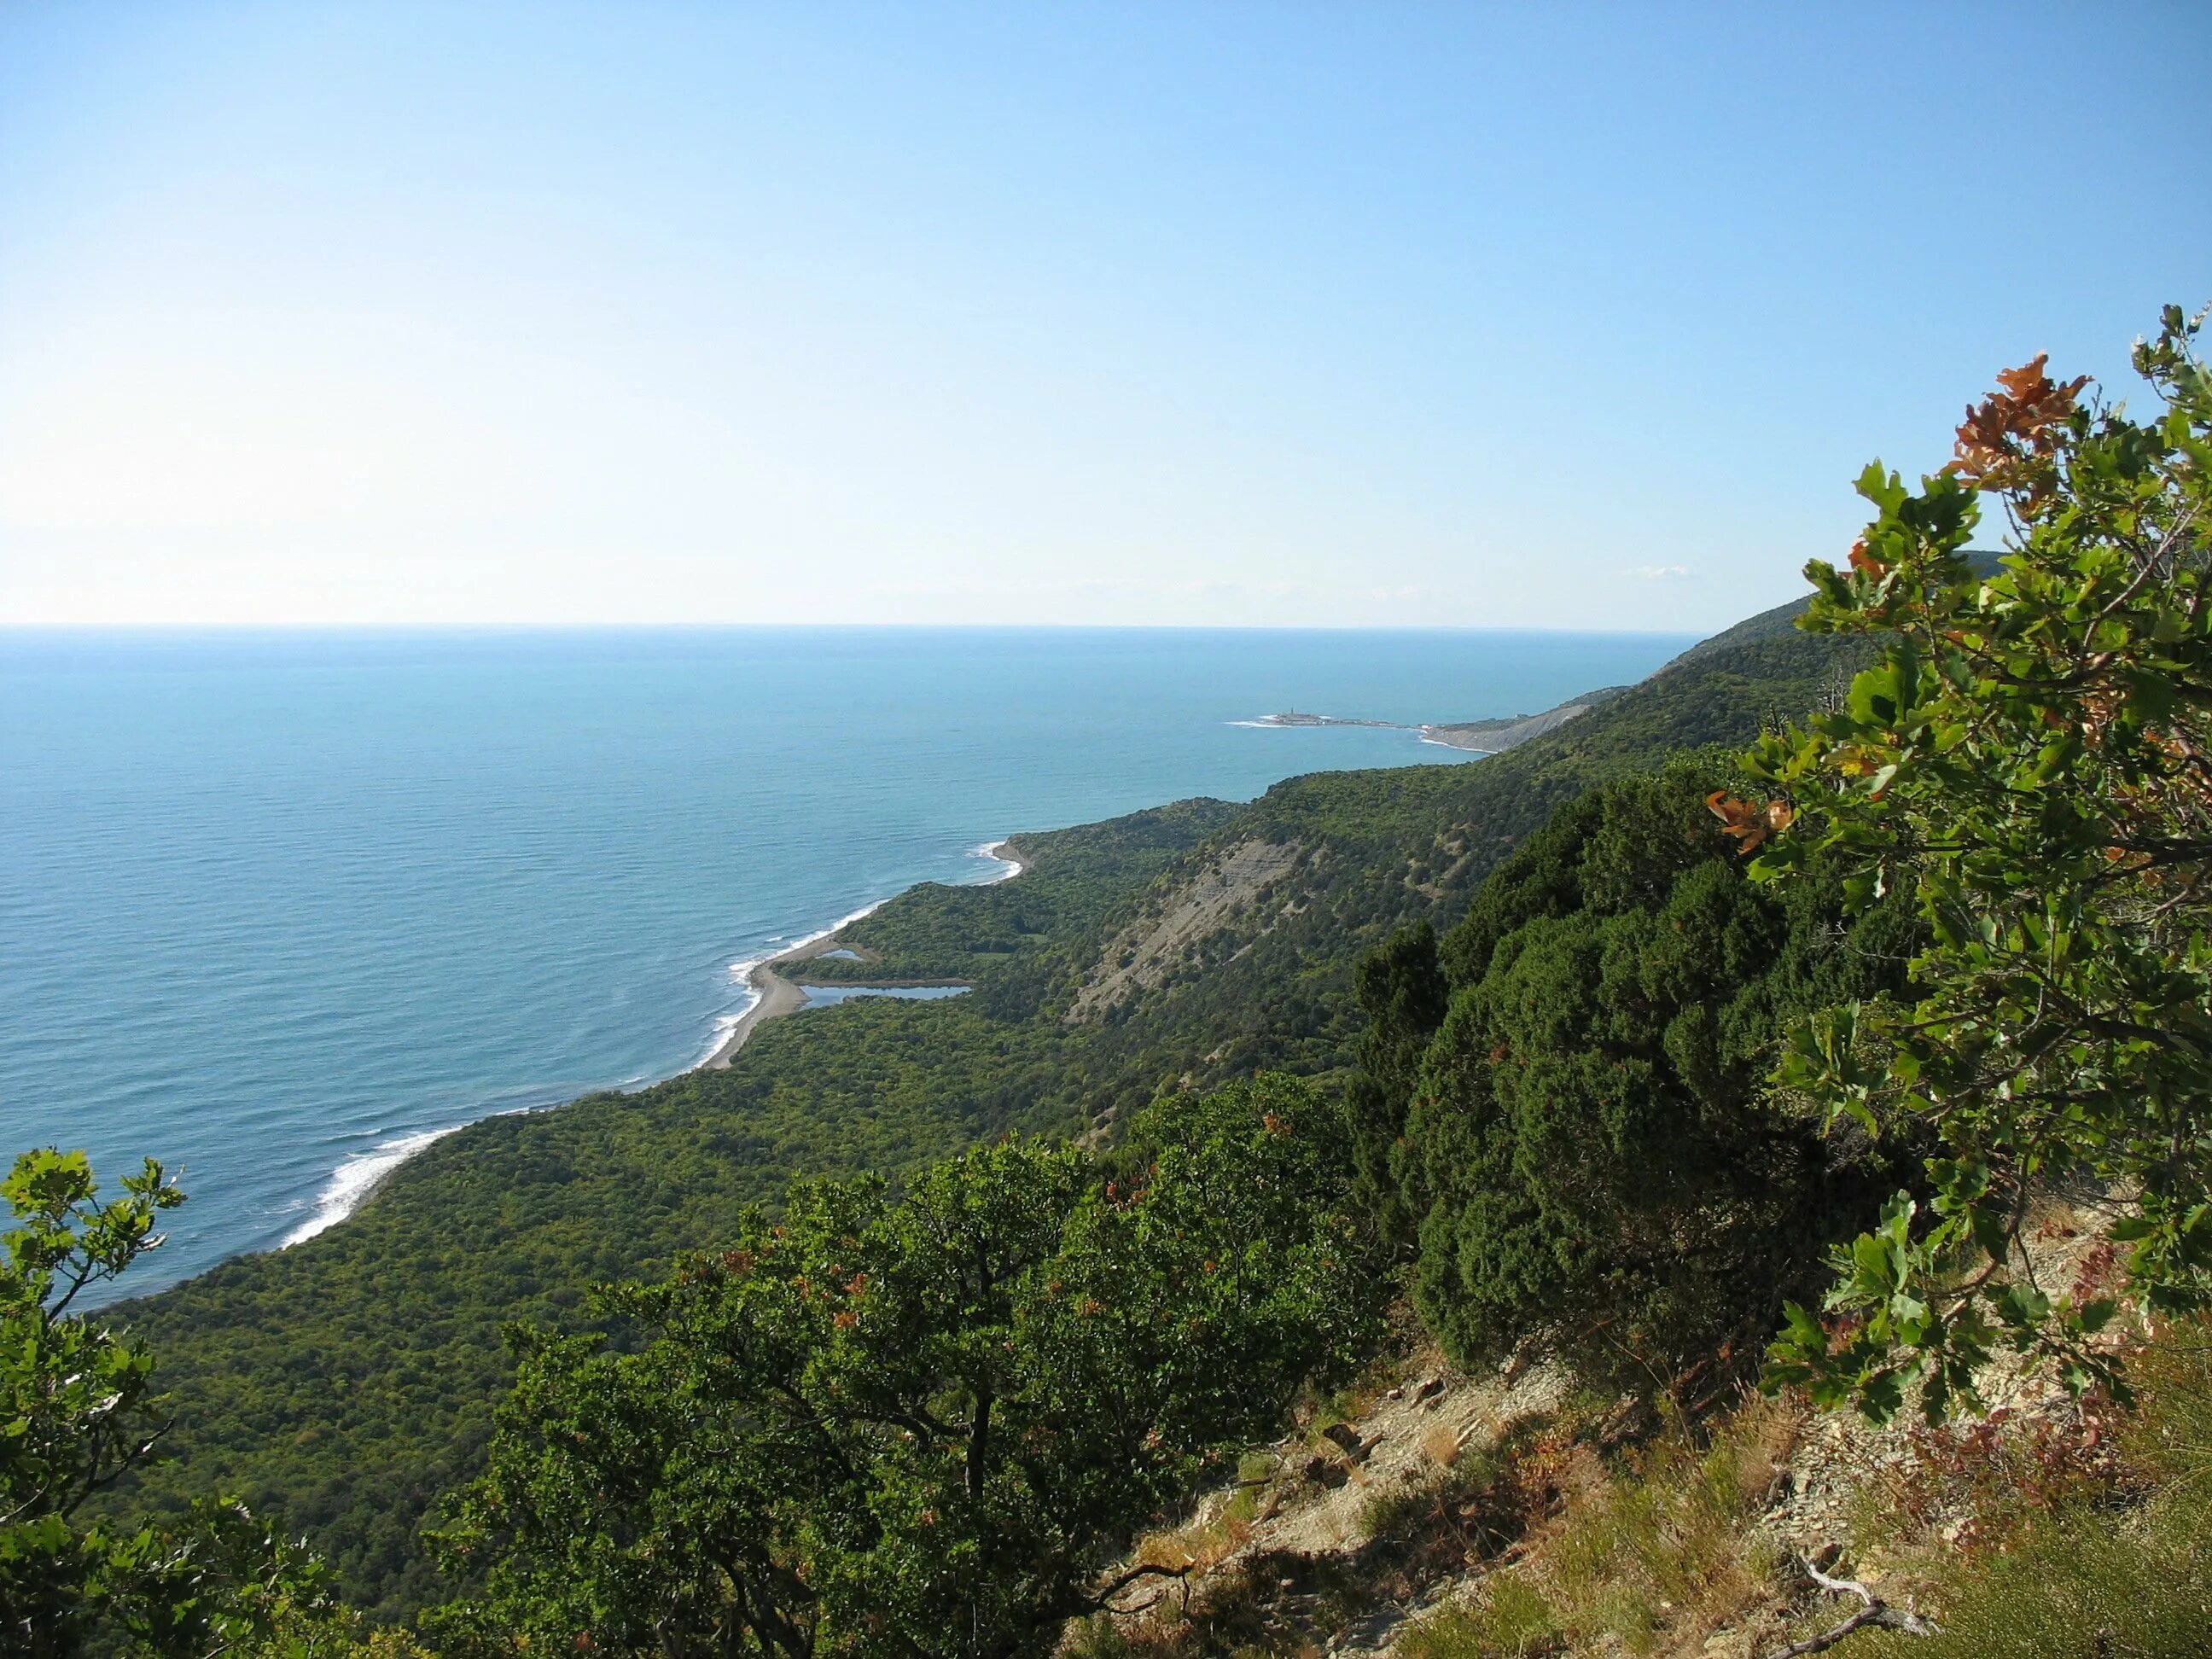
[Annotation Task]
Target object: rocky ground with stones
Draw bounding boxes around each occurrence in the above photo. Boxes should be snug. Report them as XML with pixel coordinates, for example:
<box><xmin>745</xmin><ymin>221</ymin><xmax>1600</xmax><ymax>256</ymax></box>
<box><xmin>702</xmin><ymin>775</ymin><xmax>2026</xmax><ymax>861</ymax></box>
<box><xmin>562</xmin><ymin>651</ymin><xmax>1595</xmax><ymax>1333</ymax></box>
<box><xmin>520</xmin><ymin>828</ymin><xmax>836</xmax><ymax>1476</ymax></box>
<box><xmin>1079</xmin><ymin>1202</ymin><xmax>2134</xmax><ymax>1658</ymax></box>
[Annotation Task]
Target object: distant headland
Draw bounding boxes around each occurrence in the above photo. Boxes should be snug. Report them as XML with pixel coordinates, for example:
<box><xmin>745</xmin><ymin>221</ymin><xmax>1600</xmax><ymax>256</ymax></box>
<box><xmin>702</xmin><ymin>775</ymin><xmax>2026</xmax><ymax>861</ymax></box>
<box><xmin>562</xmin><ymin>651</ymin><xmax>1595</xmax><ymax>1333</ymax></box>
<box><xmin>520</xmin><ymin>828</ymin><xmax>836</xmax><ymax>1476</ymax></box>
<box><xmin>1244</xmin><ymin>685</ymin><xmax>1630</xmax><ymax>754</ymax></box>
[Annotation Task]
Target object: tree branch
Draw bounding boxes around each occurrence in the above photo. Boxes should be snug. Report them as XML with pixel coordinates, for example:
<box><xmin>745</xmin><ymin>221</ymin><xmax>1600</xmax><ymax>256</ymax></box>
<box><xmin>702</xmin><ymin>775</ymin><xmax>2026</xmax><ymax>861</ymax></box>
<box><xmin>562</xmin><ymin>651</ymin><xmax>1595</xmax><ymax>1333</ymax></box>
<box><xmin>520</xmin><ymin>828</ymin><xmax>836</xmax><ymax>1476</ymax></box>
<box><xmin>1083</xmin><ymin>1561</ymin><xmax>1193</xmax><ymax>1612</ymax></box>
<box><xmin>1764</xmin><ymin>1557</ymin><xmax>1937</xmax><ymax>1658</ymax></box>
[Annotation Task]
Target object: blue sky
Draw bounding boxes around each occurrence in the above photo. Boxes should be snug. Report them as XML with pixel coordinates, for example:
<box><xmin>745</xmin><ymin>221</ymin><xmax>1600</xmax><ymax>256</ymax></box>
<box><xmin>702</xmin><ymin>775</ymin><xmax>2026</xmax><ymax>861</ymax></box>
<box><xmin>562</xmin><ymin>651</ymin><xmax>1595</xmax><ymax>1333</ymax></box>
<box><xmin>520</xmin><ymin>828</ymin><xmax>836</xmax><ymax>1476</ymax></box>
<box><xmin>1</xmin><ymin>3</ymin><xmax>2205</xmax><ymax>629</ymax></box>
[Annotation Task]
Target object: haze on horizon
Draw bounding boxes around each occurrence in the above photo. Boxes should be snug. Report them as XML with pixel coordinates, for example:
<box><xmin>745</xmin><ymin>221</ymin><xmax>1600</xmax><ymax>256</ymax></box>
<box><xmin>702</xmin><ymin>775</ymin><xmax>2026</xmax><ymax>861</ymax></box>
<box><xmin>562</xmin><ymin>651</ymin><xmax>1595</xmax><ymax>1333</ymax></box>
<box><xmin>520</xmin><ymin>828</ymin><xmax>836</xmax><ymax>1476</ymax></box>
<box><xmin>2</xmin><ymin>2</ymin><xmax>2205</xmax><ymax>633</ymax></box>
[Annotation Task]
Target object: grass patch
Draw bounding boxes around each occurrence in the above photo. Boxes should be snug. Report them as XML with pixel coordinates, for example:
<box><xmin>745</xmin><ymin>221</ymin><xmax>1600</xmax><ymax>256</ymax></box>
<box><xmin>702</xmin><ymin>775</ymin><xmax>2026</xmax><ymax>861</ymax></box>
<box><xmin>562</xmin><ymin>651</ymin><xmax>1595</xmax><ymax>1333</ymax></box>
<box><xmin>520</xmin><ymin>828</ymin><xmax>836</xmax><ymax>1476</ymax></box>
<box><xmin>1301</xmin><ymin>1348</ymin><xmax>1413</xmax><ymax>1446</ymax></box>
<box><xmin>1840</xmin><ymin>1321</ymin><xmax>2212</xmax><ymax>1657</ymax></box>
<box><xmin>1844</xmin><ymin>1502</ymin><xmax>2209</xmax><ymax>1657</ymax></box>
<box><xmin>1397</xmin><ymin>1572</ymin><xmax>1561</xmax><ymax>1658</ymax></box>
<box><xmin>1398</xmin><ymin>1394</ymin><xmax>1800</xmax><ymax>1658</ymax></box>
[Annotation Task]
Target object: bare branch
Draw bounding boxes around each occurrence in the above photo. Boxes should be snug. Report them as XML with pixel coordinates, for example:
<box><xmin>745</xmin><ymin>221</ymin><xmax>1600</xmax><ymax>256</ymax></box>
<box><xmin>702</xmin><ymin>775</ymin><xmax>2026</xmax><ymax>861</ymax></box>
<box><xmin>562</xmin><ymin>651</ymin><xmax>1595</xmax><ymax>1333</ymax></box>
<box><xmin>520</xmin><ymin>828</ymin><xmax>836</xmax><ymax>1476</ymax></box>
<box><xmin>1766</xmin><ymin>1602</ymin><xmax>1936</xmax><ymax>1658</ymax></box>
<box><xmin>1763</xmin><ymin>1557</ymin><xmax>1938</xmax><ymax>1658</ymax></box>
<box><xmin>1085</xmin><ymin>1560</ymin><xmax>1194</xmax><ymax>1612</ymax></box>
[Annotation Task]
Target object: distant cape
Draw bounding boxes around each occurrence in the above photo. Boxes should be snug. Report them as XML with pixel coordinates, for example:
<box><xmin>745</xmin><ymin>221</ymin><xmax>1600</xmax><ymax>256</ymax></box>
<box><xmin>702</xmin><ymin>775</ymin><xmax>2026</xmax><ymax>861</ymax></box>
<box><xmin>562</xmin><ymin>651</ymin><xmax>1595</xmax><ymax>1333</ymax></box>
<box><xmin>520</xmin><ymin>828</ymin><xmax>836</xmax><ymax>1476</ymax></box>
<box><xmin>1243</xmin><ymin>685</ymin><xmax>1632</xmax><ymax>754</ymax></box>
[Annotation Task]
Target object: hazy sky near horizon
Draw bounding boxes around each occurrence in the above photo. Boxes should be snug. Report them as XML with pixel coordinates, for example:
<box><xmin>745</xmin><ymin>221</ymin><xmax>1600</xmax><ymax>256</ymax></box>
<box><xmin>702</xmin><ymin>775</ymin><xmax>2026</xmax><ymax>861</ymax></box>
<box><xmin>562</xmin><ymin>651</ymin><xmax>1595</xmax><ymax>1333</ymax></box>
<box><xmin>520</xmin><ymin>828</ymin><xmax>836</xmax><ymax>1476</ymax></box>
<box><xmin>3</xmin><ymin>3</ymin><xmax>2206</xmax><ymax>631</ymax></box>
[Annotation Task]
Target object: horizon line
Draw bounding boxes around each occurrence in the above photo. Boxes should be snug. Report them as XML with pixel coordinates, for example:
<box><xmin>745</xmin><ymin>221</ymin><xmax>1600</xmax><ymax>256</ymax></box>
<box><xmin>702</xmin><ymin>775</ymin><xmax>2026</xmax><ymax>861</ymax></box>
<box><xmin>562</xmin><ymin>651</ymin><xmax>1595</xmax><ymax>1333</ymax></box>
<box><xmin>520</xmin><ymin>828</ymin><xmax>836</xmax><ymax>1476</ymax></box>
<box><xmin>0</xmin><ymin>619</ymin><xmax>1711</xmax><ymax>637</ymax></box>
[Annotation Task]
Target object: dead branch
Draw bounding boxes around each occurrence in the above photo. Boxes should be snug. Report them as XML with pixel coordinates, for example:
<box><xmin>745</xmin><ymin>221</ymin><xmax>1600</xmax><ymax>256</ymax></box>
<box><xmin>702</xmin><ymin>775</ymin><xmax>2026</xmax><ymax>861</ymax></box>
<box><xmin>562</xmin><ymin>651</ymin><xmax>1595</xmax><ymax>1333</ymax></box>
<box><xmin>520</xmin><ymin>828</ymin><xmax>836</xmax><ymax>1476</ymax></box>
<box><xmin>1763</xmin><ymin>1557</ymin><xmax>1938</xmax><ymax>1658</ymax></box>
<box><xmin>1086</xmin><ymin>1560</ymin><xmax>1193</xmax><ymax>1613</ymax></box>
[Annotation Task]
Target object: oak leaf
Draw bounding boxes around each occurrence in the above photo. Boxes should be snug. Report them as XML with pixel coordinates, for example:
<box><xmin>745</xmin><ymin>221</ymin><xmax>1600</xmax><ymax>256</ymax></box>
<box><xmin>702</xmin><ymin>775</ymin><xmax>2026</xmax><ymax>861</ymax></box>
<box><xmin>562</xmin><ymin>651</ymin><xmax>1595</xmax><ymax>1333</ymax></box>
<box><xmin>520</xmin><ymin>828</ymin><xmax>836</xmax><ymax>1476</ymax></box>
<box><xmin>1848</xmin><ymin>539</ymin><xmax>1888</xmax><ymax>579</ymax></box>
<box><xmin>1706</xmin><ymin>789</ymin><xmax>1794</xmax><ymax>854</ymax></box>
<box><xmin>1950</xmin><ymin>352</ymin><xmax>2088</xmax><ymax>504</ymax></box>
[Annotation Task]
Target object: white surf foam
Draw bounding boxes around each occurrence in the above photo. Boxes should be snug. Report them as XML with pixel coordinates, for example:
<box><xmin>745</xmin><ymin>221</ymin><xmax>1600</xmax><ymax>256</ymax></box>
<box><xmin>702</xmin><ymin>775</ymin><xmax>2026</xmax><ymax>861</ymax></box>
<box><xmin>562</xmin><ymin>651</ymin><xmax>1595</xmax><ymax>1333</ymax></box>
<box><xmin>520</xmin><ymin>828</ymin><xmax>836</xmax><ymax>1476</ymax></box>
<box><xmin>975</xmin><ymin>840</ymin><xmax>1024</xmax><ymax>883</ymax></box>
<box><xmin>282</xmin><ymin>1124</ymin><xmax>464</xmax><ymax>1247</ymax></box>
<box><xmin>294</xmin><ymin>839</ymin><xmax>1040</xmax><ymax>1237</ymax></box>
<box><xmin>692</xmin><ymin>896</ymin><xmax>903</xmax><ymax>1068</ymax></box>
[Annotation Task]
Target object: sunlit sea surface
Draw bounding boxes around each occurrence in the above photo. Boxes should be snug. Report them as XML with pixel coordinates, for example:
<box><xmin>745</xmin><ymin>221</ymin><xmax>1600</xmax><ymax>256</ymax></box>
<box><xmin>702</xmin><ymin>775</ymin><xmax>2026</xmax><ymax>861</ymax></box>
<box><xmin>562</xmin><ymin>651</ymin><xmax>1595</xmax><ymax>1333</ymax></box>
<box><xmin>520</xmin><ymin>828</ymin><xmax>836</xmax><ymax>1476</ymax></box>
<box><xmin>1</xmin><ymin>626</ymin><xmax>1692</xmax><ymax>1299</ymax></box>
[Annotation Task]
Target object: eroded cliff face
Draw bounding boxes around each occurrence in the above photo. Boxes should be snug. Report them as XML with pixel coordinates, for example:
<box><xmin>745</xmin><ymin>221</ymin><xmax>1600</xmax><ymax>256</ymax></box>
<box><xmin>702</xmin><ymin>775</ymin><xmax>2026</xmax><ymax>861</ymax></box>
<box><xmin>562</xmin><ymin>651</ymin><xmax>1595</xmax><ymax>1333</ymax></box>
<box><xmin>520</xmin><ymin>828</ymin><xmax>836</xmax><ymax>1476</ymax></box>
<box><xmin>1419</xmin><ymin>685</ymin><xmax>1627</xmax><ymax>754</ymax></box>
<box><xmin>1067</xmin><ymin>838</ymin><xmax>1308</xmax><ymax>1023</ymax></box>
<box><xmin>1417</xmin><ymin>703</ymin><xmax>1586</xmax><ymax>753</ymax></box>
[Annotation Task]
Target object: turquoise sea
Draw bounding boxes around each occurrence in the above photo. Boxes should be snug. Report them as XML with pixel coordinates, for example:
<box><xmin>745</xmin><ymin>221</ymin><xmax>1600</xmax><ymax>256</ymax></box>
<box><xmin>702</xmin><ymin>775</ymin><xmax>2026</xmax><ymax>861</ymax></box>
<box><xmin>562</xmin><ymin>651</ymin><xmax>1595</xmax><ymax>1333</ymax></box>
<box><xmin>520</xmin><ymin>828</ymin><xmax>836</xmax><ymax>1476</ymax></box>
<box><xmin>1</xmin><ymin>626</ymin><xmax>1691</xmax><ymax>1299</ymax></box>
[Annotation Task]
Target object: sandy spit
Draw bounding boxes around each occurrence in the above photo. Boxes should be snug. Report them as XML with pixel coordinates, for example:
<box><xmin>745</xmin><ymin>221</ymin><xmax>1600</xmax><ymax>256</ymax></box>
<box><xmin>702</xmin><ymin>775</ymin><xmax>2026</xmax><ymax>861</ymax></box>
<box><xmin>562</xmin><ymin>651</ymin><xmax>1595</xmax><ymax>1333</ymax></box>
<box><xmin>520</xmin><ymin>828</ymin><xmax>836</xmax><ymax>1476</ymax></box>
<box><xmin>699</xmin><ymin>838</ymin><xmax>1029</xmax><ymax>1070</ymax></box>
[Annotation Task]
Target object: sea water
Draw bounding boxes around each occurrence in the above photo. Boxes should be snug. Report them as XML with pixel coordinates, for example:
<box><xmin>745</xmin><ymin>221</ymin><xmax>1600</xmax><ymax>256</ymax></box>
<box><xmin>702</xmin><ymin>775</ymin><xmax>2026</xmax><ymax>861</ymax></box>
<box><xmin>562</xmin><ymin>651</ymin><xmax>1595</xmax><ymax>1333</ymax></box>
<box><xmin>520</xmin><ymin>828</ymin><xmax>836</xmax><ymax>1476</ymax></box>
<box><xmin>0</xmin><ymin>626</ymin><xmax>1691</xmax><ymax>1298</ymax></box>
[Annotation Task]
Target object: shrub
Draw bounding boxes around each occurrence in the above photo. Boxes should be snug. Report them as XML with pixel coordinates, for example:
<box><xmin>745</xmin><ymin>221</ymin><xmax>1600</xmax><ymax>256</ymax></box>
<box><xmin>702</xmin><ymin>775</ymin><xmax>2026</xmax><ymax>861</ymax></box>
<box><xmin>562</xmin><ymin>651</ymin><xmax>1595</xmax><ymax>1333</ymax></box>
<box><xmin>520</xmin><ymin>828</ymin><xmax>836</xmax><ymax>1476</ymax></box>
<box><xmin>1389</xmin><ymin>767</ymin><xmax>1915</xmax><ymax>1390</ymax></box>
<box><xmin>1756</xmin><ymin>306</ymin><xmax>2212</xmax><ymax>1420</ymax></box>
<box><xmin>0</xmin><ymin>1148</ymin><xmax>370</xmax><ymax>1657</ymax></box>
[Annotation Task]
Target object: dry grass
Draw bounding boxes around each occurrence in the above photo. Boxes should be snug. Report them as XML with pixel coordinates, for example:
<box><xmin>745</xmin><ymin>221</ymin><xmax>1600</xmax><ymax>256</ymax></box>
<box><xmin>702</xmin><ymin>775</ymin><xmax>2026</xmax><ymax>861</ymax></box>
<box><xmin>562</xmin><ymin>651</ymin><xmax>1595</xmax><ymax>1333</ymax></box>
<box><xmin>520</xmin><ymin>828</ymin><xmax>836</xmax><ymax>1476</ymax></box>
<box><xmin>1397</xmin><ymin>1395</ymin><xmax>1804</xmax><ymax>1658</ymax></box>
<box><xmin>1132</xmin><ymin>1487</ymin><xmax>1261</xmax><ymax>1577</ymax></box>
<box><xmin>1400</xmin><ymin>1322</ymin><xmax>2212</xmax><ymax>1659</ymax></box>
<box><xmin>1080</xmin><ymin>1412</ymin><xmax>1569</xmax><ymax>1659</ymax></box>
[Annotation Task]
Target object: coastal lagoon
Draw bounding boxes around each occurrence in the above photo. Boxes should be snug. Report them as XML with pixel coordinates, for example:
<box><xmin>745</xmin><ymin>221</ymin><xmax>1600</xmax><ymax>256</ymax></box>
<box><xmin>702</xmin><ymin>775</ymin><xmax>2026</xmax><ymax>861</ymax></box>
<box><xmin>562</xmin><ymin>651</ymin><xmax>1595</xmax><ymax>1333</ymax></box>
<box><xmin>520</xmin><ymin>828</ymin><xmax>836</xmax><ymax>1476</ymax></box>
<box><xmin>2</xmin><ymin>626</ymin><xmax>1691</xmax><ymax>1297</ymax></box>
<box><xmin>795</xmin><ymin>984</ymin><xmax>972</xmax><ymax>1007</ymax></box>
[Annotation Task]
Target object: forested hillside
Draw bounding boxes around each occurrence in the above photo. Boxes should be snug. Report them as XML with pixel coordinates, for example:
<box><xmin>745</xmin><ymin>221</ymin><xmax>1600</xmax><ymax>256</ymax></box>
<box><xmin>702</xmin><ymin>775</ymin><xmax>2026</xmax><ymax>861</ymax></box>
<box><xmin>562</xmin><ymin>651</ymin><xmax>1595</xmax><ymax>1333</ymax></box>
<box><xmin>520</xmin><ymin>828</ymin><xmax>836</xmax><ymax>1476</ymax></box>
<box><xmin>102</xmin><ymin>591</ymin><xmax>1867</xmax><ymax>1620</ymax></box>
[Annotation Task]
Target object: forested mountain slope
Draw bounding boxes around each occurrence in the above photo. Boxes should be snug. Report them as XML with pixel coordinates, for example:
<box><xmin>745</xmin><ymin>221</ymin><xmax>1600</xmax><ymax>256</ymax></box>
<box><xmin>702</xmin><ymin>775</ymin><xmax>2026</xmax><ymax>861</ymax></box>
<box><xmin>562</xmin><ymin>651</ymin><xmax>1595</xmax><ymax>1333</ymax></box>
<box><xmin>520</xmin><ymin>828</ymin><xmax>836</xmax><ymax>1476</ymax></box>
<box><xmin>110</xmin><ymin>591</ymin><xmax>1865</xmax><ymax>1619</ymax></box>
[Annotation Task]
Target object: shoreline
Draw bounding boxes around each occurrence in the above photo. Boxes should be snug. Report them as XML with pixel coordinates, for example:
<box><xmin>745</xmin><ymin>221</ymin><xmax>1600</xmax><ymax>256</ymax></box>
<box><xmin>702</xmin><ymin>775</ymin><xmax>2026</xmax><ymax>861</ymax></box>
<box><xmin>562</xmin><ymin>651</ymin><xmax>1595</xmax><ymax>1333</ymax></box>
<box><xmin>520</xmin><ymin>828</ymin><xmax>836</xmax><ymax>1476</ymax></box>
<box><xmin>699</xmin><ymin>837</ymin><xmax>1028</xmax><ymax>1070</ymax></box>
<box><xmin>981</xmin><ymin>836</ymin><xmax>1031</xmax><ymax>882</ymax></box>
<box><xmin>259</xmin><ymin>690</ymin><xmax>1572</xmax><ymax>1261</ymax></box>
<box><xmin>280</xmin><ymin>1124</ymin><xmax>466</xmax><ymax>1249</ymax></box>
<box><xmin>238</xmin><ymin>690</ymin><xmax>1594</xmax><ymax>1268</ymax></box>
<box><xmin>698</xmin><ymin>928</ymin><xmax>854</xmax><ymax>1068</ymax></box>
<box><xmin>280</xmin><ymin>840</ymin><xmax>1032</xmax><ymax>1252</ymax></box>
